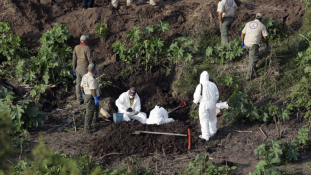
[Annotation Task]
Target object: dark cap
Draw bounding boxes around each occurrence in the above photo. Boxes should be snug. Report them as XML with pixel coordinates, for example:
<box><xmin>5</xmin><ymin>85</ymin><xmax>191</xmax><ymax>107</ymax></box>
<box><xmin>129</xmin><ymin>87</ymin><xmax>136</xmax><ymax>96</ymax></box>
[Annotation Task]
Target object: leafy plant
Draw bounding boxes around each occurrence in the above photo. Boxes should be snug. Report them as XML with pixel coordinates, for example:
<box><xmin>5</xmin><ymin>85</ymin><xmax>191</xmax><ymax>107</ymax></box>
<box><xmin>200</xmin><ymin>37</ymin><xmax>245</xmax><ymax>64</ymax></box>
<box><xmin>224</xmin><ymin>75</ymin><xmax>233</xmax><ymax>86</ymax></box>
<box><xmin>0</xmin><ymin>22</ymin><xmax>30</xmax><ymax>68</ymax></box>
<box><xmin>0</xmin><ymin>88</ymin><xmax>44</xmax><ymax>139</ymax></box>
<box><xmin>183</xmin><ymin>152</ymin><xmax>236</xmax><ymax>175</ymax></box>
<box><xmin>111</xmin><ymin>21</ymin><xmax>197</xmax><ymax>70</ymax></box>
<box><xmin>95</xmin><ymin>23</ymin><xmax>109</xmax><ymax>41</ymax></box>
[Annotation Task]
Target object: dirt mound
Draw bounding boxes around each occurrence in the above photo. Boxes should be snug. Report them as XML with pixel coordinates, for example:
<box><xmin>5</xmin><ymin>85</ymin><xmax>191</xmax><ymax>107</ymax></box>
<box><xmin>2</xmin><ymin>0</ymin><xmax>305</xmax><ymax>68</ymax></box>
<box><xmin>92</xmin><ymin>118</ymin><xmax>203</xmax><ymax>162</ymax></box>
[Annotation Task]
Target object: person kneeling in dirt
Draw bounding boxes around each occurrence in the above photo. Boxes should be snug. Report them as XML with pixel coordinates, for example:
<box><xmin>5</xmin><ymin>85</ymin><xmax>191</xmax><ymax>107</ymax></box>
<box><xmin>241</xmin><ymin>13</ymin><xmax>269</xmax><ymax>81</ymax></box>
<box><xmin>73</xmin><ymin>35</ymin><xmax>93</xmax><ymax>104</ymax></box>
<box><xmin>81</xmin><ymin>63</ymin><xmax>100</xmax><ymax>132</ymax></box>
<box><xmin>36</xmin><ymin>0</ymin><xmax>57</xmax><ymax>6</ymax></box>
<box><xmin>193</xmin><ymin>71</ymin><xmax>219</xmax><ymax>141</ymax></box>
<box><xmin>115</xmin><ymin>87</ymin><xmax>147</xmax><ymax>124</ymax></box>
<box><xmin>111</xmin><ymin>0</ymin><xmax>156</xmax><ymax>9</ymax></box>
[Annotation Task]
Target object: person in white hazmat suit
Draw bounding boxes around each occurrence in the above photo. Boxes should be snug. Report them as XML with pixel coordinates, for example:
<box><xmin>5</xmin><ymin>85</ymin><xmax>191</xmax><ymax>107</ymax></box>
<box><xmin>115</xmin><ymin>87</ymin><xmax>147</xmax><ymax>124</ymax></box>
<box><xmin>146</xmin><ymin>105</ymin><xmax>174</xmax><ymax>125</ymax></box>
<box><xmin>193</xmin><ymin>71</ymin><xmax>219</xmax><ymax>141</ymax></box>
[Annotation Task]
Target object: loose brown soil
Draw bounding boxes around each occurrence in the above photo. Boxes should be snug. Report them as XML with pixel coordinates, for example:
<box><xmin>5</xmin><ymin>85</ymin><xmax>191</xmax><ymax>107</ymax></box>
<box><xmin>2</xmin><ymin>0</ymin><xmax>310</xmax><ymax>174</ymax></box>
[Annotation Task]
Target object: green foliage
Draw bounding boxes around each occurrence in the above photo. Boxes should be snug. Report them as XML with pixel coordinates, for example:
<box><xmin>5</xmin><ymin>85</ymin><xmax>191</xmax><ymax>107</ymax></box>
<box><xmin>111</xmin><ymin>21</ymin><xmax>197</xmax><ymax>70</ymax></box>
<box><xmin>262</xmin><ymin>17</ymin><xmax>288</xmax><ymax>43</ymax></box>
<box><xmin>30</xmin><ymin>84</ymin><xmax>47</xmax><ymax>101</ymax></box>
<box><xmin>298</xmin><ymin>125</ymin><xmax>310</xmax><ymax>145</ymax></box>
<box><xmin>201</xmin><ymin>38</ymin><xmax>245</xmax><ymax>63</ymax></box>
<box><xmin>301</xmin><ymin>0</ymin><xmax>310</xmax><ymax>6</ymax></box>
<box><xmin>12</xmin><ymin>137</ymin><xmax>102</xmax><ymax>175</ymax></box>
<box><xmin>224</xmin><ymin>90</ymin><xmax>291</xmax><ymax>124</ymax></box>
<box><xmin>102</xmin><ymin>157</ymin><xmax>150</xmax><ymax>175</ymax></box>
<box><xmin>95</xmin><ymin>22</ymin><xmax>109</xmax><ymax>41</ymax></box>
<box><xmin>0</xmin><ymin>110</ymin><xmax>17</xmax><ymax>173</ymax></box>
<box><xmin>0</xmin><ymin>22</ymin><xmax>30</xmax><ymax>68</ymax></box>
<box><xmin>183</xmin><ymin>152</ymin><xmax>236</xmax><ymax>175</ymax></box>
<box><xmin>252</xmin><ymin>125</ymin><xmax>310</xmax><ymax>175</ymax></box>
<box><xmin>224</xmin><ymin>75</ymin><xmax>233</xmax><ymax>86</ymax></box>
<box><xmin>0</xmin><ymin>88</ymin><xmax>44</xmax><ymax>138</ymax></box>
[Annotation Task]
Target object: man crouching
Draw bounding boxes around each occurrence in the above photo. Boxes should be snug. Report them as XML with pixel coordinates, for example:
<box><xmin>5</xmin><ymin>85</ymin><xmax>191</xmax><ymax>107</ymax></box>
<box><xmin>115</xmin><ymin>87</ymin><xmax>147</xmax><ymax>124</ymax></box>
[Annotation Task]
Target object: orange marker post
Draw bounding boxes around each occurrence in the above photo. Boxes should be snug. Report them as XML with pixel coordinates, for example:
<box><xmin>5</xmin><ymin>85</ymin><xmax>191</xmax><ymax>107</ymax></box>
<box><xmin>188</xmin><ymin>128</ymin><xmax>191</xmax><ymax>149</ymax></box>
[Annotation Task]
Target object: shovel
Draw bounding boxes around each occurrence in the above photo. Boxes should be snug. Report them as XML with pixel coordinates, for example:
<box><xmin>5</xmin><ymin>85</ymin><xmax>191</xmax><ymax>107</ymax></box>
<box><xmin>133</xmin><ymin>131</ymin><xmax>187</xmax><ymax>136</ymax></box>
<box><xmin>168</xmin><ymin>101</ymin><xmax>187</xmax><ymax>114</ymax></box>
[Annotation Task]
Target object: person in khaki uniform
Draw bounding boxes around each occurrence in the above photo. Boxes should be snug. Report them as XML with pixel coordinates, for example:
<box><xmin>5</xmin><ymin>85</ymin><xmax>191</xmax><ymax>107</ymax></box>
<box><xmin>81</xmin><ymin>64</ymin><xmax>100</xmax><ymax>131</ymax></box>
<box><xmin>241</xmin><ymin>13</ymin><xmax>269</xmax><ymax>81</ymax></box>
<box><xmin>217</xmin><ymin>0</ymin><xmax>238</xmax><ymax>46</ymax></box>
<box><xmin>73</xmin><ymin>35</ymin><xmax>93</xmax><ymax>104</ymax></box>
<box><xmin>111</xmin><ymin>0</ymin><xmax>156</xmax><ymax>9</ymax></box>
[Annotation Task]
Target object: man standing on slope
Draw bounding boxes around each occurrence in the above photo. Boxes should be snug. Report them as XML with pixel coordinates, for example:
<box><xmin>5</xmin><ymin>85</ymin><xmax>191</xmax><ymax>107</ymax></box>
<box><xmin>81</xmin><ymin>63</ymin><xmax>100</xmax><ymax>132</ymax></box>
<box><xmin>115</xmin><ymin>87</ymin><xmax>147</xmax><ymax>124</ymax></box>
<box><xmin>73</xmin><ymin>35</ymin><xmax>94</xmax><ymax>104</ymax></box>
<box><xmin>217</xmin><ymin>0</ymin><xmax>238</xmax><ymax>46</ymax></box>
<box><xmin>241</xmin><ymin>13</ymin><xmax>269</xmax><ymax>81</ymax></box>
<box><xmin>193</xmin><ymin>71</ymin><xmax>219</xmax><ymax>141</ymax></box>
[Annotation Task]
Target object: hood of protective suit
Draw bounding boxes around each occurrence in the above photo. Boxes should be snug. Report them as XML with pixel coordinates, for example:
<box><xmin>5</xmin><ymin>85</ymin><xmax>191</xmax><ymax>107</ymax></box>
<box><xmin>200</xmin><ymin>71</ymin><xmax>209</xmax><ymax>84</ymax></box>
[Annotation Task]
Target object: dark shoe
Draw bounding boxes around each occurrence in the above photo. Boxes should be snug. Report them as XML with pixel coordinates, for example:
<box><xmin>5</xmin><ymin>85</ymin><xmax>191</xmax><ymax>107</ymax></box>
<box><xmin>92</xmin><ymin>118</ymin><xmax>103</xmax><ymax>124</ymax></box>
<box><xmin>85</xmin><ymin>128</ymin><xmax>96</xmax><ymax>133</ymax></box>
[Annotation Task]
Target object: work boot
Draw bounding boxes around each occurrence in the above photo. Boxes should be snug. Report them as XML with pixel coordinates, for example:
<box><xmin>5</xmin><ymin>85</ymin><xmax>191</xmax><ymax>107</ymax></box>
<box><xmin>199</xmin><ymin>135</ymin><xmax>209</xmax><ymax>141</ymax></box>
<box><xmin>85</xmin><ymin>128</ymin><xmax>96</xmax><ymax>134</ymax></box>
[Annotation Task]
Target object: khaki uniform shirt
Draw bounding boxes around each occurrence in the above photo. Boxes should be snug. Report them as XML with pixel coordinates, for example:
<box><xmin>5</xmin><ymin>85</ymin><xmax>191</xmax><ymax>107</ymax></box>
<box><xmin>242</xmin><ymin>19</ymin><xmax>269</xmax><ymax>47</ymax></box>
<box><xmin>217</xmin><ymin>0</ymin><xmax>238</xmax><ymax>18</ymax></box>
<box><xmin>72</xmin><ymin>45</ymin><xmax>93</xmax><ymax>71</ymax></box>
<box><xmin>81</xmin><ymin>72</ymin><xmax>100</xmax><ymax>97</ymax></box>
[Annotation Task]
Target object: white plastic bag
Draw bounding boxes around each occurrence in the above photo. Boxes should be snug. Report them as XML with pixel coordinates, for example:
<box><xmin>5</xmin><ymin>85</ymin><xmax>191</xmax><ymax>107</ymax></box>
<box><xmin>146</xmin><ymin>106</ymin><xmax>174</xmax><ymax>125</ymax></box>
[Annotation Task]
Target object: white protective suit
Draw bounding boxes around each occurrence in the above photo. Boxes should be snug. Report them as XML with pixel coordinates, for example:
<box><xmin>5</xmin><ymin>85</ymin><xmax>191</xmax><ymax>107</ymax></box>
<box><xmin>115</xmin><ymin>90</ymin><xmax>147</xmax><ymax>124</ymax></box>
<box><xmin>146</xmin><ymin>106</ymin><xmax>174</xmax><ymax>125</ymax></box>
<box><xmin>112</xmin><ymin>0</ymin><xmax>156</xmax><ymax>9</ymax></box>
<box><xmin>193</xmin><ymin>71</ymin><xmax>219</xmax><ymax>141</ymax></box>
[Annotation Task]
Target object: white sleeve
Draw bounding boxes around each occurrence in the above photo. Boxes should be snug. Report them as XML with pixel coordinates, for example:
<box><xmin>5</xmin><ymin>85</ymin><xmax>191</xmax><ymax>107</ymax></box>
<box><xmin>242</xmin><ymin>24</ymin><xmax>247</xmax><ymax>34</ymax></box>
<box><xmin>115</xmin><ymin>93</ymin><xmax>126</xmax><ymax>110</ymax></box>
<box><xmin>217</xmin><ymin>2</ymin><xmax>225</xmax><ymax>12</ymax></box>
<box><xmin>214</xmin><ymin>84</ymin><xmax>219</xmax><ymax>102</ymax></box>
<box><xmin>193</xmin><ymin>84</ymin><xmax>202</xmax><ymax>104</ymax></box>
<box><xmin>262</xmin><ymin>25</ymin><xmax>269</xmax><ymax>37</ymax></box>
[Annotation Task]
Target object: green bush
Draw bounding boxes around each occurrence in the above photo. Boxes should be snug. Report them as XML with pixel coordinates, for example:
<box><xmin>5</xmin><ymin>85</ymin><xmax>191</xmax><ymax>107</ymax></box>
<box><xmin>111</xmin><ymin>21</ymin><xmax>198</xmax><ymax>70</ymax></box>
<box><xmin>183</xmin><ymin>152</ymin><xmax>236</xmax><ymax>175</ymax></box>
<box><xmin>95</xmin><ymin>23</ymin><xmax>109</xmax><ymax>41</ymax></box>
<box><xmin>0</xmin><ymin>88</ymin><xmax>44</xmax><ymax>139</ymax></box>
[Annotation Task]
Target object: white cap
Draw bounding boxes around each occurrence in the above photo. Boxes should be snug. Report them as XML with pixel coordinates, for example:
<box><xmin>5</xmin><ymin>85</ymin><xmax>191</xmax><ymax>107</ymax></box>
<box><xmin>80</xmin><ymin>35</ymin><xmax>89</xmax><ymax>42</ymax></box>
<box><xmin>256</xmin><ymin>13</ymin><xmax>263</xmax><ymax>19</ymax></box>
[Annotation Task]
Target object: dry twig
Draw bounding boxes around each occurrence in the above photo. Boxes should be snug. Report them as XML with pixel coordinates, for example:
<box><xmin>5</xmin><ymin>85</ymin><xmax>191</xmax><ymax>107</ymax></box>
<box><xmin>259</xmin><ymin>127</ymin><xmax>267</xmax><ymax>139</ymax></box>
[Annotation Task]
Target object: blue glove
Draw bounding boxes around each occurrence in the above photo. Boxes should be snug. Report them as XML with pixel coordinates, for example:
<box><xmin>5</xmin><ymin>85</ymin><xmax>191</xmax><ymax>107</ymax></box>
<box><xmin>241</xmin><ymin>42</ymin><xmax>245</xmax><ymax>47</ymax></box>
<box><xmin>73</xmin><ymin>69</ymin><xmax>76</xmax><ymax>73</ymax></box>
<box><xmin>94</xmin><ymin>96</ymin><xmax>99</xmax><ymax>106</ymax></box>
<box><xmin>266</xmin><ymin>44</ymin><xmax>269</xmax><ymax>50</ymax></box>
<box><xmin>94</xmin><ymin>71</ymin><xmax>97</xmax><ymax>76</ymax></box>
<box><xmin>82</xmin><ymin>93</ymin><xmax>85</xmax><ymax>100</ymax></box>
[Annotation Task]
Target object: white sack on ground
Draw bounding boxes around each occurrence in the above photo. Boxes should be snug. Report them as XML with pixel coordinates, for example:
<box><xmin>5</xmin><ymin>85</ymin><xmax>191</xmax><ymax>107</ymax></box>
<box><xmin>216</xmin><ymin>101</ymin><xmax>229</xmax><ymax>110</ymax></box>
<box><xmin>146</xmin><ymin>106</ymin><xmax>174</xmax><ymax>125</ymax></box>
